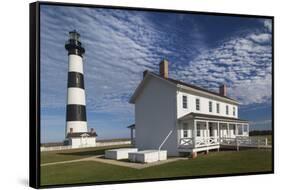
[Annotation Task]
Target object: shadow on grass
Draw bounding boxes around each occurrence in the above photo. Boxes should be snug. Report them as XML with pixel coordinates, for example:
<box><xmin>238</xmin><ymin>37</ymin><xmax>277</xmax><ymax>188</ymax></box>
<box><xmin>57</xmin><ymin>149</ymin><xmax>105</xmax><ymax>157</ymax></box>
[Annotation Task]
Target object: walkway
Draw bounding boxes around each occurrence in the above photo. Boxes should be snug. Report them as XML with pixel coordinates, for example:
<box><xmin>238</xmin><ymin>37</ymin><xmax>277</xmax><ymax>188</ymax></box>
<box><xmin>41</xmin><ymin>155</ymin><xmax>189</xmax><ymax>169</ymax></box>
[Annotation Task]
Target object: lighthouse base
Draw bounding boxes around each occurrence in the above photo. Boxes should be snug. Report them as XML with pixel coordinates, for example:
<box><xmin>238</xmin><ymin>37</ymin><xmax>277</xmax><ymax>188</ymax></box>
<box><xmin>65</xmin><ymin>132</ymin><xmax>97</xmax><ymax>149</ymax></box>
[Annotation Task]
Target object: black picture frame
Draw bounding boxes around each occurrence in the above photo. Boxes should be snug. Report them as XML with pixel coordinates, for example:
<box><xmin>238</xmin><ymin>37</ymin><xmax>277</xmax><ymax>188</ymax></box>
<box><xmin>30</xmin><ymin>1</ymin><xmax>274</xmax><ymax>189</ymax></box>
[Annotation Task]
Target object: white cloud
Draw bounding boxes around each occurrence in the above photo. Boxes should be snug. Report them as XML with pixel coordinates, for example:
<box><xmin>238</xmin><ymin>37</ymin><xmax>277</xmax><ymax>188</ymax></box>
<box><xmin>41</xmin><ymin>6</ymin><xmax>272</xmax><ymax>113</ymax></box>
<box><xmin>264</xmin><ymin>19</ymin><xmax>272</xmax><ymax>32</ymax></box>
<box><xmin>171</xmin><ymin>20</ymin><xmax>272</xmax><ymax>105</ymax></box>
<box><xmin>40</xmin><ymin>6</ymin><xmax>206</xmax><ymax>116</ymax></box>
<box><xmin>249</xmin><ymin>33</ymin><xmax>271</xmax><ymax>43</ymax></box>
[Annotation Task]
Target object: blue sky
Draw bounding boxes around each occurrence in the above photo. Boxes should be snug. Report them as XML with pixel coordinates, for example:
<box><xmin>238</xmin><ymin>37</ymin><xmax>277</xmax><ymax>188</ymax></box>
<box><xmin>40</xmin><ymin>5</ymin><xmax>272</xmax><ymax>143</ymax></box>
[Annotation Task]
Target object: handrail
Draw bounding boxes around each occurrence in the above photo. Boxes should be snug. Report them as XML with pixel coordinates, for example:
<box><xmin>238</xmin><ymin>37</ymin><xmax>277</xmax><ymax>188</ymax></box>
<box><xmin>158</xmin><ymin>130</ymin><xmax>173</xmax><ymax>161</ymax></box>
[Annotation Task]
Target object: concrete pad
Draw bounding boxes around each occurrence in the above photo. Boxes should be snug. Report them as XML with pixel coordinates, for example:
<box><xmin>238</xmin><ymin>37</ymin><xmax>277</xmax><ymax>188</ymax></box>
<box><xmin>129</xmin><ymin>150</ymin><xmax>167</xmax><ymax>163</ymax></box>
<box><xmin>105</xmin><ymin>148</ymin><xmax>138</xmax><ymax>160</ymax></box>
<box><xmin>92</xmin><ymin>155</ymin><xmax>187</xmax><ymax>169</ymax></box>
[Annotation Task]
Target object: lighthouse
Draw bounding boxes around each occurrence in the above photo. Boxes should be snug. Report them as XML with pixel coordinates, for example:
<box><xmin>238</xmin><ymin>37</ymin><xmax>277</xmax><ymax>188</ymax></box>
<box><xmin>64</xmin><ymin>30</ymin><xmax>97</xmax><ymax>148</ymax></box>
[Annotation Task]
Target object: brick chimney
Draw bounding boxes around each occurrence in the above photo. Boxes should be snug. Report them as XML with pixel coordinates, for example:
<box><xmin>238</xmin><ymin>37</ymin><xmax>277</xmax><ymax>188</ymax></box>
<box><xmin>159</xmin><ymin>59</ymin><xmax>169</xmax><ymax>78</ymax></box>
<box><xmin>219</xmin><ymin>84</ymin><xmax>227</xmax><ymax>96</ymax></box>
<box><xmin>143</xmin><ymin>70</ymin><xmax>148</xmax><ymax>79</ymax></box>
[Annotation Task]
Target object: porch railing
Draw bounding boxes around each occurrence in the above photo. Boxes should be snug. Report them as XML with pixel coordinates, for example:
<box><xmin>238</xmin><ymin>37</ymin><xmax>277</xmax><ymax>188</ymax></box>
<box><xmin>179</xmin><ymin>137</ymin><xmax>219</xmax><ymax>148</ymax></box>
<box><xmin>220</xmin><ymin>136</ymin><xmax>269</xmax><ymax>148</ymax></box>
<box><xmin>179</xmin><ymin>136</ymin><xmax>270</xmax><ymax>149</ymax></box>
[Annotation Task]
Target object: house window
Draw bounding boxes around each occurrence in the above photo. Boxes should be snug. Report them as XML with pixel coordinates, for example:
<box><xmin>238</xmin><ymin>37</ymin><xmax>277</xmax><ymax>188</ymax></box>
<box><xmin>197</xmin><ymin>129</ymin><xmax>200</xmax><ymax>137</ymax></box>
<box><xmin>196</xmin><ymin>123</ymin><xmax>200</xmax><ymax>137</ymax></box>
<box><xmin>183</xmin><ymin>123</ymin><xmax>188</xmax><ymax>138</ymax></box>
<box><xmin>196</xmin><ymin>98</ymin><xmax>200</xmax><ymax>111</ymax></box>
<box><xmin>226</xmin><ymin>105</ymin><xmax>229</xmax><ymax>115</ymax></box>
<box><xmin>209</xmin><ymin>101</ymin><xmax>212</xmax><ymax>112</ymax></box>
<box><xmin>238</xmin><ymin>126</ymin><xmax>243</xmax><ymax>135</ymax></box>
<box><xmin>182</xmin><ymin>95</ymin><xmax>187</xmax><ymax>109</ymax></box>
<box><xmin>209</xmin><ymin>126</ymin><xmax>214</xmax><ymax>137</ymax></box>
<box><xmin>217</xmin><ymin>103</ymin><xmax>220</xmax><ymax>113</ymax></box>
<box><xmin>243</xmin><ymin>125</ymin><xmax>248</xmax><ymax>132</ymax></box>
<box><xmin>233</xmin><ymin>107</ymin><xmax>236</xmax><ymax>116</ymax></box>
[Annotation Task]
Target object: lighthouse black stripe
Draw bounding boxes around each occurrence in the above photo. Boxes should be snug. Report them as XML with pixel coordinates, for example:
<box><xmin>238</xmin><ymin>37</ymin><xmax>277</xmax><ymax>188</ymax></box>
<box><xmin>65</xmin><ymin>39</ymin><xmax>85</xmax><ymax>57</ymax></box>
<box><xmin>67</xmin><ymin>72</ymin><xmax>84</xmax><ymax>89</ymax></box>
<box><xmin>67</xmin><ymin>48</ymin><xmax>84</xmax><ymax>57</ymax></box>
<box><xmin>66</xmin><ymin>104</ymin><xmax>87</xmax><ymax>121</ymax></box>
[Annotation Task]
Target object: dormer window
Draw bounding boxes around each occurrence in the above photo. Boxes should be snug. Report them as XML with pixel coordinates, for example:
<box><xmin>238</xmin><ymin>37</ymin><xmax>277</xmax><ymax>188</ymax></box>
<box><xmin>233</xmin><ymin>107</ymin><xmax>236</xmax><ymax>116</ymax></box>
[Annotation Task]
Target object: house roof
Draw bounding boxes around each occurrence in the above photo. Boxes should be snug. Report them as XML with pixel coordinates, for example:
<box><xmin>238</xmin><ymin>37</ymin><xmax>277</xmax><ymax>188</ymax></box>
<box><xmin>129</xmin><ymin>71</ymin><xmax>238</xmax><ymax>104</ymax></box>
<box><xmin>179</xmin><ymin>112</ymin><xmax>248</xmax><ymax>123</ymax></box>
<box><xmin>66</xmin><ymin>132</ymin><xmax>98</xmax><ymax>138</ymax></box>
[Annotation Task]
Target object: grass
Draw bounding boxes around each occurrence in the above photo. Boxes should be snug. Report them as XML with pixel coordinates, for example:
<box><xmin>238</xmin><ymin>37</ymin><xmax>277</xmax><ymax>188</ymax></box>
<box><xmin>41</xmin><ymin>148</ymin><xmax>272</xmax><ymax>186</ymax></box>
<box><xmin>40</xmin><ymin>144</ymin><xmax>132</xmax><ymax>164</ymax></box>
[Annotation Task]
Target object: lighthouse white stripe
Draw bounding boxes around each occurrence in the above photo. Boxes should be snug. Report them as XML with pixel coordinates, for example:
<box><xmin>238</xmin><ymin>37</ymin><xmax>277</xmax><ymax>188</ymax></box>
<box><xmin>66</xmin><ymin>121</ymin><xmax>88</xmax><ymax>134</ymax></box>
<box><xmin>67</xmin><ymin>88</ymin><xmax>86</xmax><ymax>105</ymax></box>
<box><xmin>68</xmin><ymin>54</ymin><xmax>84</xmax><ymax>74</ymax></box>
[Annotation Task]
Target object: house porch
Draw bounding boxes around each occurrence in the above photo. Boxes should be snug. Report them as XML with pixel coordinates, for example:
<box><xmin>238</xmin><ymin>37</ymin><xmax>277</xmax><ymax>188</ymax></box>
<box><xmin>177</xmin><ymin>114</ymin><xmax>249</xmax><ymax>157</ymax></box>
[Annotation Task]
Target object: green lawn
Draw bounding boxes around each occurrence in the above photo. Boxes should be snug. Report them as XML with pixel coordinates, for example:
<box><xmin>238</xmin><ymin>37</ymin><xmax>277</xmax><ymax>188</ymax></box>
<box><xmin>41</xmin><ymin>148</ymin><xmax>272</xmax><ymax>186</ymax></box>
<box><xmin>41</xmin><ymin>144</ymin><xmax>132</xmax><ymax>164</ymax></box>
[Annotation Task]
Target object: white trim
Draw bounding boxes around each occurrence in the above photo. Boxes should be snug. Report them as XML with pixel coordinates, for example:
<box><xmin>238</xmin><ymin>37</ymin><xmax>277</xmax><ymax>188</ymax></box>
<box><xmin>189</xmin><ymin>116</ymin><xmax>248</xmax><ymax>124</ymax></box>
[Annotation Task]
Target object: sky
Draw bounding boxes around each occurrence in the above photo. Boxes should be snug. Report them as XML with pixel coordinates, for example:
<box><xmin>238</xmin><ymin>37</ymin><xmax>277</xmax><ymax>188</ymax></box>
<box><xmin>40</xmin><ymin>5</ymin><xmax>272</xmax><ymax>143</ymax></box>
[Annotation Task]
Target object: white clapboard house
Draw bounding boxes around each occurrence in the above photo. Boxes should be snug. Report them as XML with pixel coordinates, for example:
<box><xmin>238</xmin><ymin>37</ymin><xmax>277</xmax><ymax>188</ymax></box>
<box><xmin>129</xmin><ymin>60</ymin><xmax>249</xmax><ymax>157</ymax></box>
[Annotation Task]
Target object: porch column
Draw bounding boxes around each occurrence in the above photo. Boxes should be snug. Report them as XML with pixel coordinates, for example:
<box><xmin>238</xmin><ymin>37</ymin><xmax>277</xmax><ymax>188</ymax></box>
<box><xmin>206</xmin><ymin>121</ymin><xmax>209</xmax><ymax>145</ymax></box>
<box><xmin>217</xmin><ymin>122</ymin><xmax>220</xmax><ymax>139</ymax></box>
<box><xmin>227</xmin><ymin>123</ymin><xmax>230</xmax><ymax>138</ymax></box>
<box><xmin>193</xmin><ymin>120</ymin><xmax>197</xmax><ymax>148</ymax></box>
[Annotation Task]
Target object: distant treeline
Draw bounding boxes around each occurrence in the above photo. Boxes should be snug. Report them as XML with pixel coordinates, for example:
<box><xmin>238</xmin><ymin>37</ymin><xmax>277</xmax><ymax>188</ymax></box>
<box><xmin>249</xmin><ymin>130</ymin><xmax>272</xmax><ymax>136</ymax></box>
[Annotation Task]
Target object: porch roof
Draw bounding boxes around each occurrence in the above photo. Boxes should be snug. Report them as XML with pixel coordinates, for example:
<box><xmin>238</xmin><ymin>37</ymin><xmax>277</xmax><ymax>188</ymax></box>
<box><xmin>178</xmin><ymin>112</ymin><xmax>248</xmax><ymax>123</ymax></box>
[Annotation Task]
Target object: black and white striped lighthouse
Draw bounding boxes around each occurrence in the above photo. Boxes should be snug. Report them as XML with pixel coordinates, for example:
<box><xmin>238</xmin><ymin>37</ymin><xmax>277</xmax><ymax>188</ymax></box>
<box><xmin>65</xmin><ymin>31</ymin><xmax>88</xmax><ymax>137</ymax></box>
